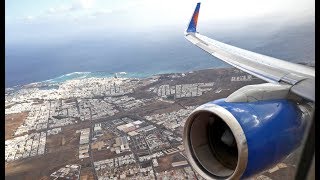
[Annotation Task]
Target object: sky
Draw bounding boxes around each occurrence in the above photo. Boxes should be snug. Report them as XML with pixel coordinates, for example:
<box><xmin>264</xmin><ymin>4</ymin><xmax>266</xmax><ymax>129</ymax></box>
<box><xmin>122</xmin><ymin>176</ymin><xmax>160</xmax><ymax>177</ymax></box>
<box><xmin>6</xmin><ymin>0</ymin><xmax>314</xmax><ymax>44</ymax></box>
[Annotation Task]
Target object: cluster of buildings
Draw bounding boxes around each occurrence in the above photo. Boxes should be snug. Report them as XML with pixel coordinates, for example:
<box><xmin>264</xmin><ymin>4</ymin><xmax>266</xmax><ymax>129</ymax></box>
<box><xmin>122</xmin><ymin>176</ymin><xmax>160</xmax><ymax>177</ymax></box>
<box><xmin>94</xmin><ymin>154</ymin><xmax>143</xmax><ymax>179</ymax></box>
<box><xmin>8</xmin><ymin>93</ymin><xmax>122</xmax><ymax>140</ymax></box>
<box><xmin>14</xmin><ymin>103</ymin><xmax>50</xmax><ymax>136</ymax></box>
<box><xmin>49</xmin><ymin>117</ymin><xmax>78</xmax><ymax>129</ymax></box>
<box><xmin>151</xmin><ymin>82</ymin><xmax>215</xmax><ymax>99</ymax></box>
<box><xmin>100</xmin><ymin>117</ymin><xmax>139</xmax><ymax>137</ymax></box>
<box><xmin>172</xmin><ymin>160</ymin><xmax>188</xmax><ymax>167</ymax></box>
<box><xmin>5</xmin><ymin>101</ymin><xmax>34</xmax><ymax>114</ymax></box>
<box><xmin>5</xmin><ymin>87</ymin><xmax>44</xmax><ymax>103</ymax></box>
<box><xmin>46</xmin><ymin>100</ymin><xmax>78</xmax><ymax>128</ymax></box>
<box><xmin>111</xmin><ymin>136</ymin><xmax>130</xmax><ymax>154</ymax></box>
<box><xmin>56</xmin><ymin>77</ymin><xmax>141</xmax><ymax>99</ymax></box>
<box><xmin>130</xmin><ymin>135</ymin><xmax>148</xmax><ymax>152</ymax></box>
<box><xmin>89</xmin><ymin>99</ymin><xmax>118</xmax><ymax>120</ymax></box>
<box><xmin>47</xmin><ymin>98</ymin><xmax>118</xmax><ymax>123</ymax></box>
<box><xmin>76</xmin><ymin>128</ymin><xmax>90</xmax><ymax>159</ymax></box>
<box><xmin>156</xmin><ymin>167</ymin><xmax>198</xmax><ymax>179</ymax></box>
<box><xmin>145</xmin><ymin>133</ymin><xmax>170</xmax><ymax>152</ymax></box>
<box><xmin>5</xmin><ymin>132</ymin><xmax>46</xmax><ymax>162</ymax></box>
<box><xmin>134</xmin><ymin>166</ymin><xmax>156</xmax><ymax>180</ymax></box>
<box><xmin>163</xmin><ymin>147</ymin><xmax>180</xmax><ymax>155</ymax></box>
<box><xmin>116</xmin><ymin>120</ymin><xmax>144</xmax><ymax>134</ymax></box>
<box><xmin>78</xmin><ymin>99</ymin><xmax>118</xmax><ymax>121</ymax></box>
<box><xmin>231</xmin><ymin>75</ymin><xmax>252</xmax><ymax>81</ymax></box>
<box><xmin>57</xmin><ymin>99</ymin><xmax>78</xmax><ymax>117</ymax></box>
<box><xmin>101</xmin><ymin>121</ymin><xmax>121</xmax><ymax>137</ymax></box>
<box><xmin>50</xmin><ymin>164</ymin><xmax>81</xmax><ymax>180</ymax></box>
<box><xmin>133</xmin><ymin>125</ymin><xmax>157</xmax><ymax>135</ymax></box>
<box><xmin>92</xmin><ymin>123</ymin><xmax>103</xmax><ymax>140</ymax></box>
<box><xmin>104</xmin><ymin>96</ymin><xmax>151</xmax><ymax>111</ymax></box>
<box><xmin>115</xmin><ymin>119</ymin><xmax>158</xmax><ymax>138</ymax></box>
<box><xmin>144</xmin><ymin>106</ymin><xmax>196</xmax><ymax>131</ymax></box>
<box><xmin>138</xmin><ymin>151</ymin><xmax>164</xmax><ymax>162</ymax></box>
<box><xmin>47</xmin><ymin>127</ymin><xmax>62</xmax><ymax>136</ymax></box>
<box><xmin>91</xmin><ymin>122</ymin><xmax>118</xmax><ymax>152</ymax></box>
<box><xmin>110</xmin><ymin>117</ymin><xmax>156</xmax><ymax>138</ymax></box>
<box><xmin>8</xmin><ymin>99</ymin><xmax>74</xmax><ymax>136</ymax></box>
<box><xmin>93</xmin><ymin>151</ymin><xmax>157</xmax><ymax>179</ymax></box>
<box><xmin>5</xmin><ymin>77</ymin><xmax>145</xmax><ymax>103</ymax></box>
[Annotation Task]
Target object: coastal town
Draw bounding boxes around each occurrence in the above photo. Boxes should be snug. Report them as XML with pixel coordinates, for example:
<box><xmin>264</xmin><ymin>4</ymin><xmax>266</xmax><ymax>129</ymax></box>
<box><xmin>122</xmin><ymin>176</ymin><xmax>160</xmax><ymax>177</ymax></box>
<box><xmin>5</xmin><ymin>68</ymin><xmax>299</xmax><ymax>180</ymax></box>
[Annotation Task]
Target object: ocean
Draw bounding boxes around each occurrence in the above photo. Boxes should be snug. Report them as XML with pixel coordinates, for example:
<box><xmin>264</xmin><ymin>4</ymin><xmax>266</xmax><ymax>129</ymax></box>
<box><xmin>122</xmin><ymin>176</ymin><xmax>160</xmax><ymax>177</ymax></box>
<box><xmin>5</xmin><ymin>33</ymin><xmax>228</xmax><ymax>87</ymax></box>
<box><xmin>5</xmin><ymin>21</ymin><xmax>314</xmax><ymax>88</ymax></box>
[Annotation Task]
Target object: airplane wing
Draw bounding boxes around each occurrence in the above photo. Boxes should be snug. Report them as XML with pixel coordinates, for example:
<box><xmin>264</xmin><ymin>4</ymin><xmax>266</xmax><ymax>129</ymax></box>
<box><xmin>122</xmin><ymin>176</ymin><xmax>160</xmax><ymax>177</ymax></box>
<box><xmin>184</xmin><ymin>2</ymin><xmax>315</xmax><ymax>102</ymax></box>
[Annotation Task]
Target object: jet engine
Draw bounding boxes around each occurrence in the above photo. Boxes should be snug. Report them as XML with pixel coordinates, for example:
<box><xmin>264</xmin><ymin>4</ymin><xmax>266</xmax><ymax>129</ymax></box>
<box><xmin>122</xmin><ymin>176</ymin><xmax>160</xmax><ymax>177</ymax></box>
<box><xmin>183</xmin><ymin>83</ymin><xmax>311</xmax><ymax>179</ymax></box>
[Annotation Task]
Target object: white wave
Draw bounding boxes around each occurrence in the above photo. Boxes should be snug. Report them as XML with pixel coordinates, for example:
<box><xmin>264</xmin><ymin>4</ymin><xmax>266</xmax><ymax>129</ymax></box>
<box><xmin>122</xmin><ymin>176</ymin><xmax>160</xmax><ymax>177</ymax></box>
<box><xmin>41</xmin><ymin>72</ymin><xmax>92</xmax><ymax>83</ymax></box>
<box><xmin>62</xmin><ymin>71</ymin><xmax>91</xmax><ymax>77</ymax></box>
<box><xmin>43</xmin><ymin>79</ymin><xmax>54</xmax><ymax>83</ymax></box>
<box><xmin>117</xmin><ymin>72</ymin><xmax>127</xmax><ymax>75</ymax></box>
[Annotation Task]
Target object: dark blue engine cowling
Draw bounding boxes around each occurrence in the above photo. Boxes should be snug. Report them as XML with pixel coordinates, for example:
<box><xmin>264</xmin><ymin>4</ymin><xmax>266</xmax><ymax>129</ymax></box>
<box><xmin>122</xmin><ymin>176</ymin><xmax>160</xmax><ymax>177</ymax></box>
<box><xmin>213</xmin><ymin>99</ymin><xmax>306</xmax><ymax>178</ymax></box>
<box><xmin>184</xmin><ymin>98</ymin><xmax>307</xmax><ymax>179</ymax></box>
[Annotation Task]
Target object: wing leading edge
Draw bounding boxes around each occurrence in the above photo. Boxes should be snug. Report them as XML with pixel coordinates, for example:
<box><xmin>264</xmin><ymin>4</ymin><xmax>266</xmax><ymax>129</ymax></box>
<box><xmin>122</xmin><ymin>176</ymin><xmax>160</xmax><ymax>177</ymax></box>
<box><xmin>184</xmin><ymin>2</ymin><xmax>315</xmax><ymax>102</ymax></box>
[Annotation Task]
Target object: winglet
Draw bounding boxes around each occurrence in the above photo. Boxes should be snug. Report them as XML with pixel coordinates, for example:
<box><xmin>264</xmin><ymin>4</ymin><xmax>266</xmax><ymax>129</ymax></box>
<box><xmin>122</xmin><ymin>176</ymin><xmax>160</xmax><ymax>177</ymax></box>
<box><xmin>186</xmin><ymin>2</ymin><xmax>201</xmax><ymax>33</ymax></box>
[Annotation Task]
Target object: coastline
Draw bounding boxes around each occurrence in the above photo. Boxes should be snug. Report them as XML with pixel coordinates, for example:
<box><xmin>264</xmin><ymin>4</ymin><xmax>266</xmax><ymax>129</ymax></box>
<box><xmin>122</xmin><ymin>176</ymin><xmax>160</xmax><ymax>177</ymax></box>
<box><xmin>5</xmin><ymin>67</ymin><xmax>226</xmax><ymax>91</ymax></box>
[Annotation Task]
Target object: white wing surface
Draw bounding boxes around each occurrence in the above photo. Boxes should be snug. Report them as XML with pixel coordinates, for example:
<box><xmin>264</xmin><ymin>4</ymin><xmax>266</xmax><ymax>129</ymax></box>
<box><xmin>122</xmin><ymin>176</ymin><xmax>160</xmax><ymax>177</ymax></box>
<box><xmin>185</xmin><ymin>3</ymin><xmax>315</xmax><ymax>101</ymax></box>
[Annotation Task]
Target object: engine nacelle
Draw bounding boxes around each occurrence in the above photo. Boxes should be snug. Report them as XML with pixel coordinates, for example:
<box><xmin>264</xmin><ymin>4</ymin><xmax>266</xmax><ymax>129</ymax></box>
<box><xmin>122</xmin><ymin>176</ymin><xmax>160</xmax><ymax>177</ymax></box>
<box><xmin>183</xmin><ymin>98</ymin><xmax>307</xmax><ymax>179</ymax></box>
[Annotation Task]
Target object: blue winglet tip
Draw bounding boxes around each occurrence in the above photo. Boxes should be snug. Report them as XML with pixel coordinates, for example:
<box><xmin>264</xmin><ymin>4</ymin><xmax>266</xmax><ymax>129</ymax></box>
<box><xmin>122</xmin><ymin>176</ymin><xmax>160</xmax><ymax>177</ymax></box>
<box><xmin>186</xmin><ymin>2</ymin><xmax>201</xmax><ymax>33</ymax></box>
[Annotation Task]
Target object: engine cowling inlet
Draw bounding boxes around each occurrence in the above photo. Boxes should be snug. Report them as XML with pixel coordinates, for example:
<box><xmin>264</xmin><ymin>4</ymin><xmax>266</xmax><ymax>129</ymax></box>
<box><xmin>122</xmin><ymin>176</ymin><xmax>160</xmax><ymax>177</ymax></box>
<box><xmin>183</xmin><ymin>98</ymin><xmax>306</xmax><ymax>179</ymax></box>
